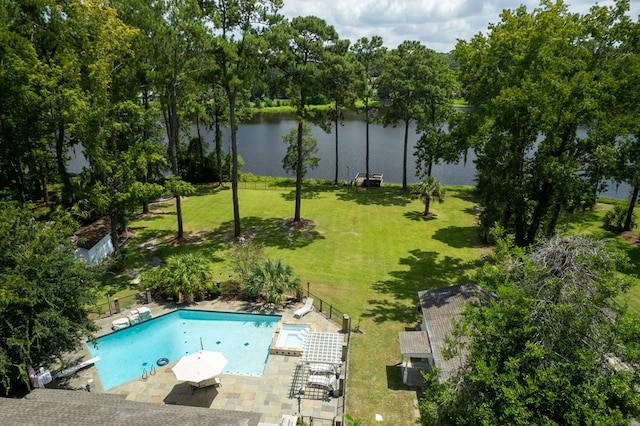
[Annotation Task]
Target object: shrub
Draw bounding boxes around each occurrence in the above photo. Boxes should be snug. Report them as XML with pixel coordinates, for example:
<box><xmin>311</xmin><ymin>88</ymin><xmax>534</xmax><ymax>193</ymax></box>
<box><xmin>603</xmin><ymin>204</ymin><xmax>635</xmax><ymax>231</ymax></box>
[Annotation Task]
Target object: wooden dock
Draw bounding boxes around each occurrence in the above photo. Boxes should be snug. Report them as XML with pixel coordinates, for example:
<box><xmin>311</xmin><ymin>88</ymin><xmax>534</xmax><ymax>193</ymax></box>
<box><xmin>354</xmin><ymin>172</ymin><xmax>383</xmax><ymax>187</ymax></box>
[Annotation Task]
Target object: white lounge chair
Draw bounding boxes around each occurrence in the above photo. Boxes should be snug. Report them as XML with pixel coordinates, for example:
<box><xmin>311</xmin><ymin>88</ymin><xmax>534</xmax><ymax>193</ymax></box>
<box><xmin>309</xmin><ymin>363</ymin><xmax>339</xmax><ymax>376</ymax></box>
<box><xmin>293</xmin><ymin>297</ymin><xmax>314</xmax><ymax>318</ymax></box>
<box><xmin>188</xmin><ymin>376</ymin><xmax>221</xmax><ymax>389</ymax></box>
<box><xmin>57</xmin><ymin>356</ymin><xmax>100</xmax><ymax>378</ymax></box>
<box><xmin>307</xmin><ymin>374</ymin><xmax>336</xmax><ymax>391</ymax></box>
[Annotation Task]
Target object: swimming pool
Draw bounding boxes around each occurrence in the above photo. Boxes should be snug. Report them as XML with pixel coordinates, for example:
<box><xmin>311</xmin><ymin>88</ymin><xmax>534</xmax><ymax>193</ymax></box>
<box><xmin>87</xmin><ymin>310</ymin><xmax>280</xmax><ymax>390</ymax></box>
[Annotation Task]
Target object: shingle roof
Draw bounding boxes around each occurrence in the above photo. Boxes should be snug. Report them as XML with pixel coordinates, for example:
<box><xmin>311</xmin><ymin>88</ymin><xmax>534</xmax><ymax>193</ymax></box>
<box><xmin>398</xmin><ymin>331</ymin><xmax>431</xmax><ymax>357</ymax></box>
<box><xmin>418</xmin><ymin>284</ymin><xmax>491</xmax><ymax>382</ymax></box>
<box><xmin>1</xmin><ymin>388</ymin><xmax>261</xmax><ymax>425</ymax></box>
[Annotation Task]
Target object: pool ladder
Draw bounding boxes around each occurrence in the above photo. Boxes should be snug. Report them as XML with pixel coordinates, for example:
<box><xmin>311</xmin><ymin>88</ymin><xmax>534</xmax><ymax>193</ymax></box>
<box><xmin>141</xmin><ymin>364</ymin><xmax>157</xmax><ymax>380</ymax></box>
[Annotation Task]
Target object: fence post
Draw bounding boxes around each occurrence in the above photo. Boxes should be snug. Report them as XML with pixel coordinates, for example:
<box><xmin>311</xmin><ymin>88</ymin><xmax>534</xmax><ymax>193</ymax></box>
<box><xmin>319</xmin><ymin>300</ymin><xmax>323</xmax><ymax>313</ymax></box>
<box><xmin>329</xmin><ymin>305</ymin><xmax>333</xmax><ymax>319</ymax></box>
<box><xmin>307</xmin><ymin>281</ymin><xmax>310</xmax><ymax>298</ymax></box>
<box><xmin>114</xmin><ymin>297</ymin><xmax>120</xmax><ymax>314</ymax></box>
<box><xmin>107</xmin><ymin>294</ymin><xmax>113</xmax><ymax>316</ymax></box>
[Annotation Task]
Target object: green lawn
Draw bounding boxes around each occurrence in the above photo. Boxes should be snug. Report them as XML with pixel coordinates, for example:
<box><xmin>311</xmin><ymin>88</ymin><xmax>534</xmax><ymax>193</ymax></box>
<box><xmin>119</xmin><ymin>184</ymin><xmax>639</xmax><ymax>424</ymax></box>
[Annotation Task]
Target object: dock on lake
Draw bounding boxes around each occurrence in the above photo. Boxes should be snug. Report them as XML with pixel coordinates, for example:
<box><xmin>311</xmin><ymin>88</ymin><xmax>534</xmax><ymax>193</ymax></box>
<box><xmin>354</xmin><ymin>172</ymin><xmax>383</xmax><ymax>187</ymax></box>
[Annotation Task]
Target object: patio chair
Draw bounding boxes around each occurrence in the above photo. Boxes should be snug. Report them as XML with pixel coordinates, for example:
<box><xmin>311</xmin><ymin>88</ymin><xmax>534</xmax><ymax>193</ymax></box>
<box><xmin>306</xmin><ymin>374</ymin><xmax>336</xmax><ymax>391</ymax></box>
<box><xmin>308</xmin><ymin>363</ymin><xmax>339</xmax><ymax>376</ymax></box>
<box><xmin>293</xmin><ymin>297</ymin><xmax>314</xmax><ymax>318</ymax></box>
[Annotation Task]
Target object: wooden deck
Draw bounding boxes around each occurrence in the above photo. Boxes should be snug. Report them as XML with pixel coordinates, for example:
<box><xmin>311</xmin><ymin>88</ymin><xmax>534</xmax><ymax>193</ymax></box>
<box><xmin>353</xmin><ymin>172</ymin><xmax>383</xmax><ymax>187</ymax></box>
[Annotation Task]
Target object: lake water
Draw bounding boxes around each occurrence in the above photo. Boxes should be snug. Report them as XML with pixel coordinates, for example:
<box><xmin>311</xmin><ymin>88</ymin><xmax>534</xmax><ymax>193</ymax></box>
<box><xmin>69</xmin><ymin>112</ymin><xmax>632</xmax><ymax>200</ymax></box>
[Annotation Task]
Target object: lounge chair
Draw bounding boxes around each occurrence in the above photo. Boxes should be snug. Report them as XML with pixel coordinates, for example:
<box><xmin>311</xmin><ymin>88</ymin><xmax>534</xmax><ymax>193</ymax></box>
<box><xmin>187</xmin><ymin>377</ymin><xmax>221</xmax><ymax>390</ymax></box>
<box><xmin>307</xmin><ymin>374</ymin><xmax>336</xmax><ymax>391</ymax></box>
<box><xmin>280</xmin><ymin>415</ymin><xmax>299</xmax><ymax>426</ymax></box>
<box><xmin>56</xmin><ymin>356</ymin><xmax>100</xmax><ymax>378</ymax></box>
<box><xmin>293</xmin><ymin>297</ymin><xmax>314</xmax><ymax>318</ymax></box>
<box><xmin>309</xmin><ymin>363</ymin><xmax>339</xmax><ymax>376</ymax></box>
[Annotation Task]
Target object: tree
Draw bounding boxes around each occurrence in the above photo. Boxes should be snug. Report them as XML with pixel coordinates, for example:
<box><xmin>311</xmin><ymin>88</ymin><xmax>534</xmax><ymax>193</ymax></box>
<box><xmin>411</xmin><ymin>176</ymin><xmax>446</xmax><ymax>217</ymax></box>
<box><xmin>229</xmin><ymin>236</ymin><xmax>265</xmax><ymax>288</ymax></box>
<box><xmin>352</xmin><ymin>36</ymin><xmax>386</xmax><ymax>187</ymax></box>
<box><xmin>269</xmin><ymin>15</ymin><xmax>338</xmax><ymax>221</ymax></box>
<box><xmin>411</xmin><ymin>51</ymin><xmax>459</xmax><ymax>178</ymax></box>
<box><xmin>245</xmin><ymin>259</ymin><xmax>301</xmax><ymax>305</ymax></box>
<box><xmin>454</xmin><ymin>1</ymin><xmax>623</xmax><ymax>245</ymax></box>
<box><xmin>148</xmin><ymin>253</ymin><xmax>212</xmax><ymax>303</ymax></box>
<box><xmin>164</xmin><ymin>176</ymin><xmax>196</xmax><ymax>239</ymax></box>
<box><xmin>204</xmin><ymin>0</ymin><xmax>283</xmax><ymax>237</ymax></box>
<box><xmin>282</xmin><ymin>123</ymin><xmax>320</xmax><ymax>180</ymax></box>
<box><xmin>324</xmin><ymin>42</ymin><xmax>364</xmax><ymax>185</ymax></box>
<box><xmin>0</xmin><ymin>203</ymin><xmax>98</xmax><ymax>395</ymax></box>
<box><xmin>420</xmin><ymin>234</ymin><xmax>640</xmax><ymax>424</ymax></box>
<box><xmin>377</xmin><ymin>41</ymin><xmax>436</xmax><ymax>190</ymax></box>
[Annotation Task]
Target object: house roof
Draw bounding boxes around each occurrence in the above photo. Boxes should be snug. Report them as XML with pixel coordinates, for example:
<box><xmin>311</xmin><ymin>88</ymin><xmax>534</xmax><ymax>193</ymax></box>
<box><xmin>1</xmin><ymin>388</ymin><xmax>261</xmax><ymax>425</ymax></box>
<box><xmin>398</xmin><ymin>331</ymin><xmax>431</xmax><ymax>357</ymax></box>
<box><xmin>418</xmin><ymin>284</ymin><xmax>491</xmax><ymax>381</ymax></box>
<box><xmin>74</xmin><ymin>217</ymin><xmax>112</xmax><ymax>249</ymax></box>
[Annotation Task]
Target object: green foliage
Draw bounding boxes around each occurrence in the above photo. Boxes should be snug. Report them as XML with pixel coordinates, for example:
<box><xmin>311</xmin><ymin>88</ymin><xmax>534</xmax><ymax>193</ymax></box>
<box><xmin>0</xmin><ymin>203</ymin><xmax>98</xmax><ymax>395</ymax></box>
<box><xmin>420</xmin><ymin>234</ymin><xmax>640</xmax><ymax>425</ymax></box>
<box><xmin>244</xmin><ymin>259</ymin><xmax>301</xmax><ymax>304</ymax></box>
<box><xmin>603</xmin><ymin>203</ymin><xmax>636</xmax><ymax>231</ymax></box>
<box><xmin>281</xmin><ymin>123</ymin><xmax>320</xmax><ymax>178</ymax></box>
<box><xmin>143</xmin><ymin>253</ymin><xmax>212</xmax><ymax>303</ymax></box>
<box><xmin>411</xmin><ymin>176</ymin><xmax>446</xmax><ymax>216</ymax></box>
<box><xmin>228</xmin><ymin>236</ymin><xmax>265</xmax><ymax>288</ymax></box>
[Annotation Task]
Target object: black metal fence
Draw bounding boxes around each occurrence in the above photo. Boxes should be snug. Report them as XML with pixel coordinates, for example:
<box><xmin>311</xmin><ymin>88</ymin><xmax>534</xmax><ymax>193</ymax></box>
<box><xmin>301</xmin><ymin>282</ymin><xmax>352</xmax><ymax>425</ymax></box>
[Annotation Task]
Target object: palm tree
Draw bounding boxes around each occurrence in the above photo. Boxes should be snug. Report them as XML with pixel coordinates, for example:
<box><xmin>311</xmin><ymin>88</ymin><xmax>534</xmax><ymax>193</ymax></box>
<box><xmin>412</xmin><ymin>176</ymin><xmax>446</xmax><ymax>217</ymax></box>
<box><xmin>245</xmin><ymin>259</ymin><xmax>301</xmax><ymax>305</ymax></box>
<box><xmin>159</xmin><ymin>253</ymin><xmax>212</xmax><ymax>303</ymax></box>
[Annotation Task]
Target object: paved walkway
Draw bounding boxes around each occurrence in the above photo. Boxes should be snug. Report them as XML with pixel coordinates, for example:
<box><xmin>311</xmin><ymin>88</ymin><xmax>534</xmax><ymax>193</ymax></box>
<box><xmin>52</xmin><ymin>298</ymin><xmax>342</xmax><ymax>425</ymax></box>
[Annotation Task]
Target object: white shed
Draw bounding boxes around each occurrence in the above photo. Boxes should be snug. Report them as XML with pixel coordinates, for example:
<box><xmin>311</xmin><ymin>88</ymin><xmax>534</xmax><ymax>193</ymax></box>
<box><xmin>74</xmin><ymin>217</ymin><xmax>115</xmax><ymax>265</ymax></box>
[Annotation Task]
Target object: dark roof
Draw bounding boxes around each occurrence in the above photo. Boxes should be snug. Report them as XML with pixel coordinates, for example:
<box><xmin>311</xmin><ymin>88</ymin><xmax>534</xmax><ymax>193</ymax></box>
<box><xmin>74</xmin><ymin>217</ymin><xmax>112</xmax><ymax>249</ymax></box>
<box><xmin>1</xmin><ymin>388</ymin><xmax>261</xmax><ymax>425</ymax></box>
<box><xmin>418</xmin><ymin>284</ymin><xmax>492</xmax><ymax>381</ymax></box>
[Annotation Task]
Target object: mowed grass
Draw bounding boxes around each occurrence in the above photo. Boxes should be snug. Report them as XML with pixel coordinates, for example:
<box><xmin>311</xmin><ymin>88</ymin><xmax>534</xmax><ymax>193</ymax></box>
<box><xmin>124</xmin><ymin>184</ymin><xmax>640</xmax><ymax>424</ymax></box>
<box><xmin>125</xmin><ymin>184</ymin><xmax>485</xmax><ymax>423</ymax></box>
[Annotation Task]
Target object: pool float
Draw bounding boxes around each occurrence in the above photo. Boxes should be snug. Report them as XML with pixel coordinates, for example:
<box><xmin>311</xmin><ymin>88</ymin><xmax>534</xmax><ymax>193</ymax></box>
<box><xmin>156</xmin><ymin>358</ymin><xmax>169</xmax><ymax>366</ymax></box>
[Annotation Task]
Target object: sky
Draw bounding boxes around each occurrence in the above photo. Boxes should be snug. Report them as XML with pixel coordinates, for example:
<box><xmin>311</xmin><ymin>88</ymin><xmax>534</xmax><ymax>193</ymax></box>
<box><xmin>280</xmin><ymin>0</ymin><xmax>640</xmax><ymax>53</ymax></box>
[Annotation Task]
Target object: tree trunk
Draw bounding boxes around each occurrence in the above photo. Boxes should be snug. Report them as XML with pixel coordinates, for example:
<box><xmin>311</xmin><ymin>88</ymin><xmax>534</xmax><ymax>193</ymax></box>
<box><xmin>141</xmin><ymin>87</ymin><xmax>150</xmax><ymax>214</ymax></box>
<box><xmin>424</xmin><ymin>197</ymin><xmax>430</xmax><ymax>216</ymax></box>
<box><xmin>365</xmin><ymin>99</ymin><xmax>370</xmax><ymax>188</ymax></box>
<box><xmin>196</xmin><ymin>115</ymin><xmax>205</xmax><ymax>178</ymax></box>
<box><xmin>215</xmin><ymin>109</ymin><xmax>223</xmax><ymax>187</ymax></box>
<box><xmin>402</xmin><ymin>119</ymin><xmax>409</xmax><ymax>190</ymax></box>
<box><xmin>624</xmin><ymin>186</ymin><xmax>639</xmax><ymax>231</ymax></box>
<box><xmin>176</xmin><ymin>195</ymin><xmax>184</xmax><ymax>239</ymax></box>
<box><xmin>526</xmin><ymin>181</ymin><xmax>554</xmax><ymax>245</ymax></box>
<box><xmin>109</xmin><ymin>214</ymin><xmax>120</xmax><ymax>253</ymax></box>
<box><xmin>55</xmin><ymin>119</ymin><xmax>71</xmax><ymax>198</ymax></box>
<box><xmin>228</xmin><ymin>92</ymin><xmax>241</xmax><ymax>237</ymax></box>
<box><xmin>294</xmin><ymin>119</ymin><xmax>303</xmax><ymax>222</ymax></box>
<box><xmin>334</xmin><ymin>108</ymin><xmax>339</xmax><ymax>185</ymax></box>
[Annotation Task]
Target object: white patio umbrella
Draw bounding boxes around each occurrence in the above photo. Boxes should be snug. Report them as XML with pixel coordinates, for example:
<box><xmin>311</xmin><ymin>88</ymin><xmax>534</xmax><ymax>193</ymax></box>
<box><xmin>172</xmin><ymin>350</ymin><xmax>228</xmax><ymax>385</ymax></box>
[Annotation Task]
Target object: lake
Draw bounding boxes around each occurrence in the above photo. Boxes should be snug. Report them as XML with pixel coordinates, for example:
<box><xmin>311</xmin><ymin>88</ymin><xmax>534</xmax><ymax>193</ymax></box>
<box><xmin>69</xmin><ymin>112</ymin><xmax>631</xmax><ymax>200</ymax></box>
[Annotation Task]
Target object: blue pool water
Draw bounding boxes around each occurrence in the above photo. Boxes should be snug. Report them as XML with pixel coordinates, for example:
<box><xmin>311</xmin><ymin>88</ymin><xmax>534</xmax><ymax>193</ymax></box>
<box><xmin>87</xmin><ymin>310</ymin><xmax>280</xmax><ymax>390</ymax></box>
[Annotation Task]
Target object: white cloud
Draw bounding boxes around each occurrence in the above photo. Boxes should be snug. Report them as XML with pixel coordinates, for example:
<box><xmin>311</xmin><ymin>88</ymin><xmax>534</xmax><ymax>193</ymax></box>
<box><xmin>280</xmin><ymin>0</ymin><xmax>640</xmax><ymax>52</ymax></box>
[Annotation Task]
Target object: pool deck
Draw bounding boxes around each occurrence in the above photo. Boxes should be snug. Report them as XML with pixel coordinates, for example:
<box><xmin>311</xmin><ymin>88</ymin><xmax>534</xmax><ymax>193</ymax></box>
<box><xmin>51</xmin><ymin>299</ymin><xmax>342</xmax><ymax>425</ymax></box>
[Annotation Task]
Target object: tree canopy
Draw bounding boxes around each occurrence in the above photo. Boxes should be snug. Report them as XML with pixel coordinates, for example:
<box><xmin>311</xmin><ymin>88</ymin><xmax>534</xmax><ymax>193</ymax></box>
<box><xmin>420</xmin><ymin>233</ymin><xmax>640</xmax><ymax>425</ymax></box>
<box><xmin>0</xmin><ymin>203</ymin><xmax>98</xmax><ymax>395</ymax></box>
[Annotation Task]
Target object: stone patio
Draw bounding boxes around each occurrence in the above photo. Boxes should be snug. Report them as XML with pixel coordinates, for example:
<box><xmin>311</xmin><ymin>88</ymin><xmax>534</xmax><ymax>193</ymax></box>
<box><xmin>49</xmin><ymin>298</ymin><xmax>343</xmax><ymax>425</ymax></box>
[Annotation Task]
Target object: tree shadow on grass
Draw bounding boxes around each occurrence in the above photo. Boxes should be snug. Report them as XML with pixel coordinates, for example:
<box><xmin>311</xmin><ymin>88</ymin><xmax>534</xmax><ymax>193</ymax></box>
<box><xmin>403</xmin><ymin>211</ymin><xmax>437</xmax><ymax>222</ymax></box>
<box><xmin>335</xmin><ymin>187</ymin><xmax>413</xmax><ymax>207</ymax></box>
<box><xmin>364</xmin><ymin>249</ymin><xmax>482</xmax><ymax>324</ymax></box>
<box><xmin>432</xmin><ymin>226</ymin><xmax>486</xmax><ymax>249</ymax></box>
<box><xmin>212</xmin><ymin>216</ymin><xmax>324</xmax><ymax>250</ymax></box>
<box><xmin>280</xmin><ymin>187</ymin><xmax>322</xmax><ymax>201</ymax></box>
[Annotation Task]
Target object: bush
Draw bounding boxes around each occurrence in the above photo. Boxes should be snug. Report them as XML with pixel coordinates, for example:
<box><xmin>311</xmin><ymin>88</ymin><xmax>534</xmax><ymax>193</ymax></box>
<box><xmin>603</xmin><ymin>204</ymin><xmax>635</xmax><ymax>231</ymax></box>
<box><xmin>207</xmin><ymin>282</ymin><xmax>221</xmax><ymax>300</ymax></box>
